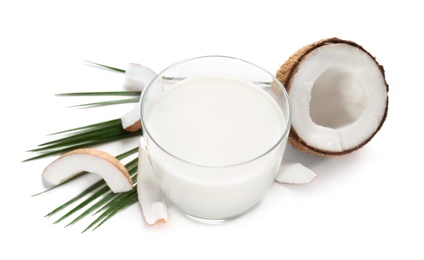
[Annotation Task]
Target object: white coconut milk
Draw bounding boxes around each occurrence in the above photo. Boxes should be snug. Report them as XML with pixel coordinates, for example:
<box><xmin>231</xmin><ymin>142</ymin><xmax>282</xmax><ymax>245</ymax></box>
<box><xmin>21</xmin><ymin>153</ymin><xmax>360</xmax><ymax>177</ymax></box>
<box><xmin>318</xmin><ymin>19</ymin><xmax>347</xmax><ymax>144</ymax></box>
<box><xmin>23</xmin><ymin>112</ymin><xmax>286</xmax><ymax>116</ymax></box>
<box><xmin>143</xmin><ymin>75</ymin><xmax>288</xmax><ymax>220</ymax></box>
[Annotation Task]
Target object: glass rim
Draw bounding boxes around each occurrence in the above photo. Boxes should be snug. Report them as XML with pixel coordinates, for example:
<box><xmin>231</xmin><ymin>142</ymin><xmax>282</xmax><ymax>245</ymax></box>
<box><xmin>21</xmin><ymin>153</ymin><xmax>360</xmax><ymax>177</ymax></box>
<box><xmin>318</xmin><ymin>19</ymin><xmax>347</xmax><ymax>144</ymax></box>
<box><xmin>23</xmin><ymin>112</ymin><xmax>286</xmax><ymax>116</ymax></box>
<box><xmin>140</xmin><ymin>55</ymin><xmax>292</xmax><ymax>168</ymax></box>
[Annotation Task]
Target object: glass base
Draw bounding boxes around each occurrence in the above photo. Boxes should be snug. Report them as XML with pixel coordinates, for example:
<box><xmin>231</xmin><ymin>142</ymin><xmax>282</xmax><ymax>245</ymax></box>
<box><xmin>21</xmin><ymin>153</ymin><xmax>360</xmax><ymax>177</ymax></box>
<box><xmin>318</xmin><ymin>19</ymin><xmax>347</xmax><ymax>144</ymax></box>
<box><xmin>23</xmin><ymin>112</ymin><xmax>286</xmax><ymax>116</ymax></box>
<box><xmin>183</xmin><ymin>202</ymin><xmax>261</xmax><ymax>224</ymax></box>
<box><xmin>185</xmin><ymin>214</ymin><xmax>227</xmax><ymax>224</ymax></box>
<box><xmin>184</xmin><ymin>210</ymin><xmax>249</xmax><ymax>224</ymax></box>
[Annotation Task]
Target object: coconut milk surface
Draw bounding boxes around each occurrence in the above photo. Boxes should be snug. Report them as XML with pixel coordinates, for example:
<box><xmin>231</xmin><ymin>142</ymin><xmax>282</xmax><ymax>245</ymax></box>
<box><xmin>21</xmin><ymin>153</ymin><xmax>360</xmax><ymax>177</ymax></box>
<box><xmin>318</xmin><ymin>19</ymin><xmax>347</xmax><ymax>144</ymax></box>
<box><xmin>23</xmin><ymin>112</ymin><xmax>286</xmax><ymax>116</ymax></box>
<box><xmin>146</xmin><ymin>75</ymin><xmax>285</xmax><ymax>166</ymax></box>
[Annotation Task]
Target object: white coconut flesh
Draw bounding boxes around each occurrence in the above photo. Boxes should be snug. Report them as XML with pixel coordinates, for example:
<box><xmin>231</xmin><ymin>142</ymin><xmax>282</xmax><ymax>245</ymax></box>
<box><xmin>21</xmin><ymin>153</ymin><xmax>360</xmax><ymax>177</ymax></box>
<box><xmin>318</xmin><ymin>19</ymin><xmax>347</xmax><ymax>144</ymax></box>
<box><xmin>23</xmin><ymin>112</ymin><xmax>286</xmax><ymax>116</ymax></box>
<box><xmin>285</xmin><ymin>41</ymin><xmax>388</xmax><ymax>154</ymax></box>
<box><xmin>42</xmin><ymin>148</ymin><xmax>133</xmax><ymax>193</ymax></box>
<box><xmin>121</xmin><ymin>98</ymin><xmax>142</xmax><ymax>132</ymax></box>
<box><xmin>121</xmin><ymin>63</ymin><xmax>157</xmax><ymax>132</ymax></box>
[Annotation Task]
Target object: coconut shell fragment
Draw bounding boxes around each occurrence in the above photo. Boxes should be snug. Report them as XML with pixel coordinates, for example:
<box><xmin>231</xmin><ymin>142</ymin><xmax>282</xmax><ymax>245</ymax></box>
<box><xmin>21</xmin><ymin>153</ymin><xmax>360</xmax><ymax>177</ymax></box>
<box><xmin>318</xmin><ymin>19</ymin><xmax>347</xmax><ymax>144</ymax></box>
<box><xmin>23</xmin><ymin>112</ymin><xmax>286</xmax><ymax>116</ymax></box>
<box><xmin>121</xmin><ymin>63</ymin><xmax>157</xmax><ymax>132</ymax></box>
<box><xmin>275</xmin><ymin>160</ymin><xmax>317</xmax><ymax>184</ymax></box>
<box><xmin>137</xmin><ymin>138</ymin><xmax>168</xmax><ymax>226</ymax></box>
<box><xmin>42</xmin><ymin>148</ymin><xmax>133</xmax><ymax>193</ymax></box>
<box><xmin>276</xmin><ymin>37</ymin><xmax>389</xmax><ymax>156</ymax></box>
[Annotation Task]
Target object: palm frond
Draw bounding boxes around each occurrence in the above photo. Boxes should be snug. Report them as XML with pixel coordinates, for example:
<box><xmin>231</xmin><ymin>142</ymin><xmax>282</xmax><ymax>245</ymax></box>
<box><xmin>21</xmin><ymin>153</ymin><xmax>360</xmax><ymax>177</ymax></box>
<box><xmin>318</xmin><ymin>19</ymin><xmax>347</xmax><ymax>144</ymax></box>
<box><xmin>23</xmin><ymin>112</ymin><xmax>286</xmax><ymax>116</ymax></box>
<box><xmin>56</xmin><ymin>91</ymin><xmax>140</xmax><ymax>97</ymax></box>
<box><xmin>69</xmin><ymin>97</ymin><xmax>139</xmax><ymax>108</ymax></box>
<box><xmin>44</xmin><ymin>148</ymin><xmax>139</xmax><ymax>231</ymax></box>
<box><xmin>82</xmin><ymin>60</ymin><xmax>126</xmax><ymax>73</ymax></box>
<box><xmin>24</xmin><ymin>119</ymin><xmax>141</xmax><ymax>162</ymax></box>
<box><xmin>26</xmin><ymin>61</ymin><xmax>144</xmax><ymax>232</ymax></box>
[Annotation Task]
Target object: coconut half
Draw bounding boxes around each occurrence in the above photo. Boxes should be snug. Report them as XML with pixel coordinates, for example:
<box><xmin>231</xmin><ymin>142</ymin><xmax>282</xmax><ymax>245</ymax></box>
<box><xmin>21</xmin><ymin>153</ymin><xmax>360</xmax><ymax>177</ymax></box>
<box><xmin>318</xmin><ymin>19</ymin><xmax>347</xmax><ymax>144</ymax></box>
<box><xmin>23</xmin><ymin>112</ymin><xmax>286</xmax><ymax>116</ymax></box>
<box><xmin>276</xmin><ymin>37</ymin><xmax>389</xmax><ymax>156</ymax></box>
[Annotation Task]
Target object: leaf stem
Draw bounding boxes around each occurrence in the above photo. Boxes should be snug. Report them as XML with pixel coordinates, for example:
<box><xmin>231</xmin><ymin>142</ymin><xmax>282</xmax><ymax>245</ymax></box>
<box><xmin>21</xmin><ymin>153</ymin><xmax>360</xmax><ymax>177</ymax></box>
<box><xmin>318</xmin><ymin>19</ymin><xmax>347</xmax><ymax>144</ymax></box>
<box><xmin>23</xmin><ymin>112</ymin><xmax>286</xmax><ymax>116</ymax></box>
<box><xmin>82</xmin><ymin>60</ymin><xmax>126</xmax><ymax>73</ymax></box>
<box><xmin>69</xmin><ymin>97</ymin><xmax>139</xmax><ymax>108</ymax></box>
<box><xmin>23</xmin><ymin>119</ymin><xmax>141</xmax><ymax>162</ymax></box>
<box><xmin>56</xmin><ymin>91</ymin><xmax>140</xmax><ymax>96</ymax></box>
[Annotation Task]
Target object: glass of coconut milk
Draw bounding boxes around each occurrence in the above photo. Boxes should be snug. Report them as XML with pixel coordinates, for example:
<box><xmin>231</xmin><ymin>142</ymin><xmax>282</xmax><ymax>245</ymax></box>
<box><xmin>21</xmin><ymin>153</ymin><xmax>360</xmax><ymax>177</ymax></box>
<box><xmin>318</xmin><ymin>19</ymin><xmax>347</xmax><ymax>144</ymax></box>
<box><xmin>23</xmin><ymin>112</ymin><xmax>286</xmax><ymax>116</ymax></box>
<box><xmin>140</xmin><ymin>56</ymin><xmax>291</xmax><ymax>222</ymax></box>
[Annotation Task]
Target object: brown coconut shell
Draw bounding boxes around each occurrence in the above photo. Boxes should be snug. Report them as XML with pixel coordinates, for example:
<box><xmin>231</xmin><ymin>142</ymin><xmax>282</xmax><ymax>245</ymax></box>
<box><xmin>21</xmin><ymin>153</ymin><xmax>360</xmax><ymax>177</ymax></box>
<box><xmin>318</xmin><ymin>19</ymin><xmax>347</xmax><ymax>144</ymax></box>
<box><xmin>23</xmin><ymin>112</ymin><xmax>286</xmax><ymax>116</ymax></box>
<box><xmin>276</xmin><ymin>37</ymin><xmax>389</xmax><ymax>157</ymax></box>
<box><xmin>124</xmin><ymin>119</ymin><xmax>142</xmax><ymax>132</ymax></box>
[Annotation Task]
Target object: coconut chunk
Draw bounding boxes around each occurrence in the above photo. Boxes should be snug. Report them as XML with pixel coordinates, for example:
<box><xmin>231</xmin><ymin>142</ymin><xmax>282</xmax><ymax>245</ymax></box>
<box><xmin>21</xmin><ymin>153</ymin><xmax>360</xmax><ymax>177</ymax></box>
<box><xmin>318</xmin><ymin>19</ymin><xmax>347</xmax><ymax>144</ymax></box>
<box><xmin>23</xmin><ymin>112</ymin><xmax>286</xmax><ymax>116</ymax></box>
<box><xmin>120</xmin><ymin>63</ymin><xmax>156</xmax><ymax>132</ymax></box>
<box><xmin>137</xmin><ymin>138</ymin><xmax>168</xmax><ymax>226</ymax></box>
<box><xmin>42</xmin><ymin>148</ymin><xmax>132</xmax><ymax>193</ymax></box>
<box><xmin>275</xmin><ymin>160</ymin><xmax>317</xmax><ymax>184</ymax></box>
<box><xmin>276</xmin><ymin>38</ymin><xmax>389</xmax><ymax>156</ymax></box>
<box><xmin>121</xmin><ymin>98</ymin><xmax>142</xmax><ymax>132</ymax></box>
<box><xmin>124</xmin><ymin>63</ymin><xmax>157</xmax><ymax>91</ymax></box>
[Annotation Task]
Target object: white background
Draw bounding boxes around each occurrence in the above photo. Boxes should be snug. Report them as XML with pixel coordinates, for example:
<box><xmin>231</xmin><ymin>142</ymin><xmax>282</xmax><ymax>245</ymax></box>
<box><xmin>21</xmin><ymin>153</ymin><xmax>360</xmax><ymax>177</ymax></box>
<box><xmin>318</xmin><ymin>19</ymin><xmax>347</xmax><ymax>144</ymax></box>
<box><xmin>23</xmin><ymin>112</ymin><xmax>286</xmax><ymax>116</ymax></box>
<box><xmin>1</xmin><ymin>1</ymin><xmax>423</xmax><ymax>259</ymax></box>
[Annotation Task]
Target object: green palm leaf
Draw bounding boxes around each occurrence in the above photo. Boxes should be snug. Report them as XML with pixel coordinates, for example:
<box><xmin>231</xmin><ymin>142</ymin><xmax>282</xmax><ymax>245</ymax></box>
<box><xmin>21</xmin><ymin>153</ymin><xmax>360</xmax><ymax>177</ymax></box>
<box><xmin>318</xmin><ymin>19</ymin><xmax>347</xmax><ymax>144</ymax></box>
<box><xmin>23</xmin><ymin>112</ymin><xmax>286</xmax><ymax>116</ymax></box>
<box><xmin>56</xmin><ymin>91</ymin><xmax>140</xmax><ymax>96</ymax></box>
<box><xmin>55</xmin><ymin>156</ymin><xmax>139</xmax><ymax>227</ymax></box>
<box><xmin>82</xmin><ymin>60</ymin><xmax>126</xmax><ymax>73</ymax></box>
<box><xmin>69</xmin><ymin>97</ymin><xmax>140</xmax><ymax>108</ymax></box>
<box><xmin>42</xmin><ymin>148</ymin><xmax>138</xmax><ymax>216</ymax></box>
<box><xmin>24</xmin><ymin>119</ymin><xmax>141</xmax><ymax>162</ymax></box>
<box><xmin>84</xmin><ymin>190</ymin><xmax>138</xmax><ymax>232</ymax></box>
<box><xmin>26</xmin><ymin>62</ymin><xmax>146</xmax><ymax>232</ymax></box>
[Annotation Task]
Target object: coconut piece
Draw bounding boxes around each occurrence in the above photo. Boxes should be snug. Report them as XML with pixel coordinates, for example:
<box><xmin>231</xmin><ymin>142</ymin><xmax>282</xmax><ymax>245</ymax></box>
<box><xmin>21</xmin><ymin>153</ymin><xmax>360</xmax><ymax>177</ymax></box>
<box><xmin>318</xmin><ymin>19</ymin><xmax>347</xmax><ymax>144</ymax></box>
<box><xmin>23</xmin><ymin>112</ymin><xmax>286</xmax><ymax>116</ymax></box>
<box><xmin>42</xmin><ymin>148</ymin><xmax>132</xmax><ymax>193</ymax></box>
<box><xmin>137</xmin><ymin>138</ymin><xmax>168</xmax><ymax>226</ymax></box>
<box><xmin>124</xmin><ymin>63</ymin><xmax>157</xmax><ymax>91</ymax></box>
<box><xmin>121</xmin><ymin>62</ymin><xmax>156</xmax><ymax>132</ymax></box>
<box><xmin>275</xmin><ymin>160</ymin><xmax>317</xmax><ymax>184</ymax></box>
<box><xmin>121</xmin><ymin>98</ymin><xmax>142</xmax><ymax>132</ymax></box>
<box><xmin>276</xmin><ymin>37</ymin><xmax>389</xmax><ymax>156</ymax></box>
